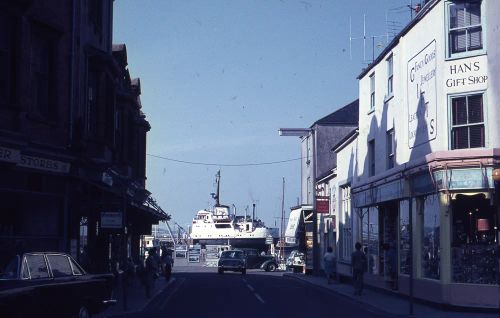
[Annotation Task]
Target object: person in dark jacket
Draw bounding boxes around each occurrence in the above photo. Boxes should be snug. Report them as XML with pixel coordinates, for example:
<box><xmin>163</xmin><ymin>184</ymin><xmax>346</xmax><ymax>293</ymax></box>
<box><xmin>144</xmin><ymin>248</ymin><xmax>159</xmax><ymax>298</ymax></box>
<box><xmin>351</xmin><ymin>242</ymin><xmax>367</xmax><ymax>296</ymax></box>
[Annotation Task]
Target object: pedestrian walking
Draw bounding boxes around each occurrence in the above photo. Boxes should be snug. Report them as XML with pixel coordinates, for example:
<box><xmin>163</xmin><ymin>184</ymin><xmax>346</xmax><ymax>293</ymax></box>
<box><xmin>384</xmin><ymin>243</ymin><xmax>398</xmax><ymax>290</ymax></box>
<box><xmin>351</xmin><ymin>242</ymin><xmax>367</xmax><ymax>296</ymax></box>
<box><xmin>161</xmin><ymin>246</ymin><xmax>173</xmax><ymax>282</ymax></box>
<box><xmin>323</xmin><ymin>247</ymin><xmax>336</xmax><ymax>284</ymax></box>
<box><xmin>144</xmin><ymin>247</ymin><xmax>159</xmax><ymax>298</ymax></box>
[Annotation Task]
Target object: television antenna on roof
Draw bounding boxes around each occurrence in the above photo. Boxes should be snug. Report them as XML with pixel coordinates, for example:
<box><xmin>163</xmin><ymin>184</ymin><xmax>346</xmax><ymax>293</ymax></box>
<box><xmin>349</xmin><ymin>14</ymin><xmax>390</xmax><ymax>65</ymax></box>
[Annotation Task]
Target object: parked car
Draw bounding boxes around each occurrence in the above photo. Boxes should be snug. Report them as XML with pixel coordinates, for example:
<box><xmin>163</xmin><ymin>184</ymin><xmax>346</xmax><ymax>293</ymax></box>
<box><xmin>239</xmin><ymin>248</ymin><xmax>278</xmax><ymax>272</ymax></box>
<box><xmin>286</xmin><ymin>250</ymin><xmax>305</xmax><ymax>272</ymax></box>
<box><xmin>0</xmin><ymin>252</ymin><xmax>116</xmax><ymax>318</ymax></box>
<box><xmin>218</xmin><ymin>250</ymin><xmax>246</xmax><ymax>274</ymax></box>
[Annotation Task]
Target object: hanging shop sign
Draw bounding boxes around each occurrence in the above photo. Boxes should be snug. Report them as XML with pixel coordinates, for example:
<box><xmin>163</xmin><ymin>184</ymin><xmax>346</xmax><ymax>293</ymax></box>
<box><xmin>316</xmin><ymin>196</ymin><xmax>330</xmax><ymax>213</ymax></box>
<box><xmin>285</xmin><ymin>207</ymin><xmax>302</xmax><ymax>244</ymax></box>
<box><xmin>101</xmin><ymin>212</ymin><xmax>123</xmax><ymax>229</ymax></box>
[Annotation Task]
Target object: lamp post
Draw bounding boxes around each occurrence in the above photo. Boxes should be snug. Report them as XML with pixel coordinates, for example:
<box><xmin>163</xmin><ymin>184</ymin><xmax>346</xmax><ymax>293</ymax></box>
<box><xmin>279</xmin><ymin>128</ymin><xmax>319</xmax><ymax>275</ymax></box>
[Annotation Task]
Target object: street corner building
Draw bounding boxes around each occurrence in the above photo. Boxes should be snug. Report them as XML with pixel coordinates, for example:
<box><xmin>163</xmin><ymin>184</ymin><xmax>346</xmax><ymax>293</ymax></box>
<box><xmin>280</xmin><ymin>0</ymin><xmax>500</xmax><ymax>310</ymax></box>
<box><xmin>329</xmin><ymin>0</ymin><xmax>499</xmax><ymax>309</ymax></box>
<box><xmin>0</xmin><ymin>1</ymin><xmax>168</xmax><ymax>273</ymax></box>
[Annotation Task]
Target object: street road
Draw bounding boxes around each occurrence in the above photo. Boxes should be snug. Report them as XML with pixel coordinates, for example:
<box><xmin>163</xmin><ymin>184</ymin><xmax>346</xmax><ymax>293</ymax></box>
<box><xmin>127</xmin><ymin>267</ymin><xmax>391</xmax><ymax>318</ymax></box>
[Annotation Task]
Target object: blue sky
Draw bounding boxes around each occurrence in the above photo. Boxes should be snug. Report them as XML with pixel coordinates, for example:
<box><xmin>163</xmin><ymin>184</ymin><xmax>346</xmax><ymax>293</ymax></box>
<box><xmin>113</xmin><ymin>0</ymin><xmax>411</xmax><ymax>230</ymax></box>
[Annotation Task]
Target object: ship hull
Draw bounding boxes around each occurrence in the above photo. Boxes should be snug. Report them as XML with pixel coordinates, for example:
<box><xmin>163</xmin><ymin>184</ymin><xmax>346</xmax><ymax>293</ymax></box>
<box><xmin>192</xmin><ymin>237</ymin><xmax>269</xmax><ymax>251</ymax></box>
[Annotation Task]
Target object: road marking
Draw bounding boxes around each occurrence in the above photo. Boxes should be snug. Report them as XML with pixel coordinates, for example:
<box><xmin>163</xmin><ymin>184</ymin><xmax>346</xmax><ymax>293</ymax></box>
<box><xmin>254</xmin><ymin>293</ymin><xmax>265</xmax><ymax>304</ymax></box>
<box><xmin>246</xmin><ymin>284</ymin><xmax>254</xmax><ymax>292</ymax></box>
<box><xmin>242</xmin><ymin>278</ymin><xmax>247</xmax><ymax>283</ymax></box>
<box><xmin>159</xmin><ymin>278</ymin><xmax>185</xmax><ymax>311</ymax></box>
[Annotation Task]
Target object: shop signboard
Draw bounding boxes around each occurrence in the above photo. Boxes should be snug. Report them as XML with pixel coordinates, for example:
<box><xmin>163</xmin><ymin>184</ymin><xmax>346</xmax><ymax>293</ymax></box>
<box><xmin>101</xmin><ymin>212</ymin><xmax>123</xmax><ymax>229</ymax></box>
<box><xmin>316</xmin><ymin>196</ymin><xmax>330</xmax><ymax>213</ymax></box>
<box><xmin>407</xmin><ymin>40</ymin><xmax>437</xmax><ymax>149</ymax></box>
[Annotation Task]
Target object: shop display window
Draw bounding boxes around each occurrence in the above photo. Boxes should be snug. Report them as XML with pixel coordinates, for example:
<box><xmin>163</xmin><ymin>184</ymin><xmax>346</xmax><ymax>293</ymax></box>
<box><xmin>451</xmin><ymin>194</ymin><xmax>498</xmax><ymax>285</ymax></box>
<box><xmin>421</xmin><ymin>195</ymin><xmax>440</xmax><ymax>280</ymax></box>
<box><xmin>399</xmin><ymin>201</ymin><xmax>410</xmax><ymax>275</ymax></box>
<box><xmin>367</xmin><ymin>207</ymin><xmax>379</xmax><ymax>275</ymax></box>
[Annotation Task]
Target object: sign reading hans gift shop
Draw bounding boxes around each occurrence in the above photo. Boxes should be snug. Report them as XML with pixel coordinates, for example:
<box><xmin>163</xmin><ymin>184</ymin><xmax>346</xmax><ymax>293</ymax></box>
<box><xmin>407</xmin><ymin>40</ymin><xmax>437</xmax><ymax>149</ymax></box>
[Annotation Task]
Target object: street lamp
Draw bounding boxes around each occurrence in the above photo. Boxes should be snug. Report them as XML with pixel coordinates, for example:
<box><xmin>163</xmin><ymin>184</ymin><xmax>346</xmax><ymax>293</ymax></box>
<box><xmin>278</xmin><ymin>127</ymin><xmax>319</xmax><ymax>275</ymax></box>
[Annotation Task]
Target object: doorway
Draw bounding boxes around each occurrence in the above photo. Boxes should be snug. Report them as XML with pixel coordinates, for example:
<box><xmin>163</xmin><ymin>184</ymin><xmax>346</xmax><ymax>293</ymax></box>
<box><xmin>379</xmin><ymin>201</ymin><xmax>399</xmax><ymax>289</ymax></box>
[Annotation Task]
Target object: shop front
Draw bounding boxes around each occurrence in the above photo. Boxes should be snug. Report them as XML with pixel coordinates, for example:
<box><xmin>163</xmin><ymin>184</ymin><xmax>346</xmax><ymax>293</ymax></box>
<box><xmin>353</xmin><ymin>164</ymin><xmax>500</xmax><ymax>308</ymax></box>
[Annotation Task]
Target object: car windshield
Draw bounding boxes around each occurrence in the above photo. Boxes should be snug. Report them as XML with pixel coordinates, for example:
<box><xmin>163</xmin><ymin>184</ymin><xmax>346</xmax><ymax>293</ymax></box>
<box><xmin>221</xmin><ymin>251</ymin><xmax>244</xmax><ymax>259</ymax></box>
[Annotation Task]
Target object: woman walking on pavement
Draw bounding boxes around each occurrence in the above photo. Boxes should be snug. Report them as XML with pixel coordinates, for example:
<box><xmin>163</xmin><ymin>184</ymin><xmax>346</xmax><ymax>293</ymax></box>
<box><xmin>323</xmin><ymin>247</ymin><xmax>336</xmax><ymax>284</ymax></box>
<box><xmin>144</xmin><ymin>247</ymin><xmax>159</xmax><ymax>299</ymax></box>
<box><xmin>351</xmin><ymin>242</ymin><xmax>367</xmax><ymax>296</ymax></box>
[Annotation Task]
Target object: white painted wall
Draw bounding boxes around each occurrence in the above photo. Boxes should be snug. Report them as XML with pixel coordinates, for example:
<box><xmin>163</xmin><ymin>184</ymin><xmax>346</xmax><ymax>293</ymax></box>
<box><xmin>356</xmin><ymin>0</ymin><xmax>498</xmax><ymax>186</ymax></box>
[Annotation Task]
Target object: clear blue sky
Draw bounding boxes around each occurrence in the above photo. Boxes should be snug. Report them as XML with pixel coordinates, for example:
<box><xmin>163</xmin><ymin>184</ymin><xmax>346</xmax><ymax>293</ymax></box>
<box><xmin>113</xmin><ymin>0</ymin><xmax>411</xmax><ymax>230</ymax></box>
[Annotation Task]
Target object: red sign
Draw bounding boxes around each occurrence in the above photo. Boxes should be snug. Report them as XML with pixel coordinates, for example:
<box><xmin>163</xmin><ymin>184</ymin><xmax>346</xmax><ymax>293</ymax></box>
<box><xmin>316</xmin><ymin>196</ymin><xmax>330</xmax><ymax>213</ymax></box>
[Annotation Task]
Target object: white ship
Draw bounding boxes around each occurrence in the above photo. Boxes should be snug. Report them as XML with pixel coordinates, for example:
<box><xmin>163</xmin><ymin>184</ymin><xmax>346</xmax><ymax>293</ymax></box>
<box><xmin>189</xmin><ymin>171</ymin><xmax>278</xmax><ymax>251</ymax></box>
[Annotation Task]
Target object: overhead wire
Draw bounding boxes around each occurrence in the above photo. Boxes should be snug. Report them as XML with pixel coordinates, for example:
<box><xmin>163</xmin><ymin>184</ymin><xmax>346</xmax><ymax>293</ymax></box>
<box><xmin>146</xmin><ymin>153</ymin><xmax>303</xmax><ymax>167</ymax></box>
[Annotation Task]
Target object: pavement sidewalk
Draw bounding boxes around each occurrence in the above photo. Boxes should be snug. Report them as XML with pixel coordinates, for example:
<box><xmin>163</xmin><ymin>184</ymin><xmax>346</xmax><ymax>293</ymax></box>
<box><xmin>95</xmin><ymin>275</ymin><xmax>175</xmax><ymax>318</ymax></box>
<box><xmin>284</xmin><ymin>273</ymin><xmax>498</xmax><ymax>318</ymax></box>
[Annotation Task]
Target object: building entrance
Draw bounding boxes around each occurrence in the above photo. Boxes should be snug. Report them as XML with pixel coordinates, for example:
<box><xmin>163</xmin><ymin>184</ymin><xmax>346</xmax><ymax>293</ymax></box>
<box><xmin>379</xmin><ymin>201</ymin><xmax>399</xmax><ymax>289</ymax></box>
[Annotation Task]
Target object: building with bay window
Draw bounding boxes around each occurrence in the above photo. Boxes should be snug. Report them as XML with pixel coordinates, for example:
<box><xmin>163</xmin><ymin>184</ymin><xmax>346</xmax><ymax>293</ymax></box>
<box><xmin>342</xmin><ymin>0</ymin><xmax>499</xmax><ymax>308</ymax></box>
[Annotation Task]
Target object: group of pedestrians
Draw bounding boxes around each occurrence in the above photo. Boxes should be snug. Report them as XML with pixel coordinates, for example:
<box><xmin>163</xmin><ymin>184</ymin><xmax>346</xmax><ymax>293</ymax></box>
<box><xmin>323</xmin><ymin>241</ymin><xmax>368</xmax><ymax>296</ymax></box>
<box><xmin>143</xmin><ymin>246</ymin><xmax>174</xmax><ymax>298</ymax></box>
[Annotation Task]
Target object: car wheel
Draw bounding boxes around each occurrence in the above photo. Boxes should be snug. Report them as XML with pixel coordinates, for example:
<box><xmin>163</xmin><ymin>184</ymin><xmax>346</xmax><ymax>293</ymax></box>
<box><xmin>218</xmin><ymin>268</ymin><xmax>224</xmax><ymax>274</ymax></box>
<box><xmin>241</xmin><ymin>269</ymin><xmax>246</xmax><ymax>275</ymax></box>
<box><xmin>78</xmin><ymin>305</ymin><xmax>91</xmax><ymax>318</ymax></box>
<box><xmin>266</xmin><ymin>263</ymin><xmax>277</xmax><ymax>272</ymax></box>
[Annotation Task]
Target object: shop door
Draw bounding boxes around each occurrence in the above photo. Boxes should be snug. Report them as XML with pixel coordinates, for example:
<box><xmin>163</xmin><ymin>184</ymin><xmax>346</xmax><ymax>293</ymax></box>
<box><xmin>379</xmin><ymin>202</ymin><xmax>398</xmax><ymax>285</ymax></box>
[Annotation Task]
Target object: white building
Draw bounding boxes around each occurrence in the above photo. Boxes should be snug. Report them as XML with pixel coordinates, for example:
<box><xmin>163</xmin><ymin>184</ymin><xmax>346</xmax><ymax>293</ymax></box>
<box><xmin>336</xmin><ymin>0</ymin><xmax>499</xmax><ymax>308</ymax></box>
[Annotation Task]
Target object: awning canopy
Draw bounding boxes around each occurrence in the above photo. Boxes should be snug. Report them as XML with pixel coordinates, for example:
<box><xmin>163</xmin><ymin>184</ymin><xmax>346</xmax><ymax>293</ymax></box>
<box><xmin>285</xmin><ymin>206</ymin><xmax>311</xmax><ymax>244</ymax></box>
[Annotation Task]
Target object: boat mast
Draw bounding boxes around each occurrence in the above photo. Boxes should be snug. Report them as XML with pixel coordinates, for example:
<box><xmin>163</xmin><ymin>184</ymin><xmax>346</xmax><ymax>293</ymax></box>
<box><xmin>211</xmin><ymin>170</ymin><xmax>221</xmax><ymax>206</ymax></box>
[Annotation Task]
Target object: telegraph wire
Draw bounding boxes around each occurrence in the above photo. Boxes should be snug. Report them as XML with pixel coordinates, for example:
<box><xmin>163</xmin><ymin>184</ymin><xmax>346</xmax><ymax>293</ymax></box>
<box><xmin>146</xmin><ymin>153</ymin><xmax>302</xmax><ymax>167</ymax></box>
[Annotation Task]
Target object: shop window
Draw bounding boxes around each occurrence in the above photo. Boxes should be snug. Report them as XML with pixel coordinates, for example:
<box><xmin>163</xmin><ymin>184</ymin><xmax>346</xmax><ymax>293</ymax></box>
<box><xmin>399</xmin><ymin>201</ymin><xmax>410</xmax><ymax>275</ymax></box>
<box><xmin>450</xmin><ymin>93</ymin><xmax>484</xmax><ymax>149</ymax></box>
<box><xmin>367</xmin><ymin>207</ymin><xmax>379</xmax><ymax>275</ymax></box>
<box><xmin>447</xmin><ymin>0</ymin><xmax>483</xmax><ymax>58</ymax></box>
<box><xmin>421</xmin><ymin>195</ymin><xmax>440</xmax><ymax>280</ymax></box>
<box><xmin>340</xmin><ymin>185</ymin><xmax>352</xmax><ymax>261</ymax></box>
<box><xmin>451</xmin><ymin>194</ymin><xmax>498</xmax><ymax>285</ymax></box>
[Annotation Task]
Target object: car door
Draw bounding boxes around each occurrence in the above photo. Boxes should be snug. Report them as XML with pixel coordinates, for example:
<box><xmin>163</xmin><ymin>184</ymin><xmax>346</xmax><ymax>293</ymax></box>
<box><xmin>244</xmin><ymin>250</ymin><xmax>259</xmax><ymax>268</ymax></box>
<box><xmin>23</xmin><ymin>253</ymin><xmax>57</xmax><ymax>316</ymax></box>
<box><xmin>46</xmin><ymin>254</ymin><xmax>81</xmax><ymax>316</ymax></box>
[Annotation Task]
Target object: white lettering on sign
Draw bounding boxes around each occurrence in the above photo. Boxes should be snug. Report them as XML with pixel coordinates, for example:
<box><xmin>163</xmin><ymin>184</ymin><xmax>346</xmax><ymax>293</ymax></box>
<box><xmin>445</xmin><ymin>55</ymin><xmax>488</xmax><ymax>93</ymax></box>
<box><xmin>0</xmin><ymin>146</ymin><xmax>21</xmax><ymax>163</ymax></box>
<box><xmin>18</xmin><ymin>155</ymin><xmax>70</xmax><ymax>173</ymax></box>
<box><xmin>407</xmin><ymin>40</ymin><xmax>437</xmax><ymax>149</ymax></box>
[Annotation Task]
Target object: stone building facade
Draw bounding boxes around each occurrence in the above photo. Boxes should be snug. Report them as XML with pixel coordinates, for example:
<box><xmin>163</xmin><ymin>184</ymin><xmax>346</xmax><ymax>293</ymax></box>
<box><xmin>0</xmin><ymin>0</ymin><xmax>167</xmax><ymax>272</ymax></box>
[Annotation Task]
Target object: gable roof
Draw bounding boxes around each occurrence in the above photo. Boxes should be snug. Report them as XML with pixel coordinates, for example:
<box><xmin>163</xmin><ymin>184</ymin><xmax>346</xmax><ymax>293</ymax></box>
<box><xmin>312</xmin><ymin>99</ymin><xmax>359</xmax><ymax>127</ymax></box>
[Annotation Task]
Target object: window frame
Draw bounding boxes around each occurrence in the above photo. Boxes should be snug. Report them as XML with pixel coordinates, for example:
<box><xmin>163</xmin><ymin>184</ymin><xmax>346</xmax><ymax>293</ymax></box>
<box><xmin>369</xmin><ymin>72</ymin><xmax>375</xmax><ymax>112</ymax></box>
<box><xmin>445</xmin><ymin>0</ymin><xmax>485</xmax><ymax>60</ymax></box>
<box><xmin>386</xmin><ymin>54</ymin><xmax>394</xmax><ymax>98</ymax></box>
<box><xmin>368</xmin><ymin>139</ymin><xmax>375</xmax><ymax>177</ymax></box>
<box><xmin>386</xmin><ymin>129</ymin><xmax>395</xmax><ymax>170</ymax></box>
<box><xmin>448</xmin><ymin>91</ymin><xmax>487</xmax><ymax>150</ymax></box>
